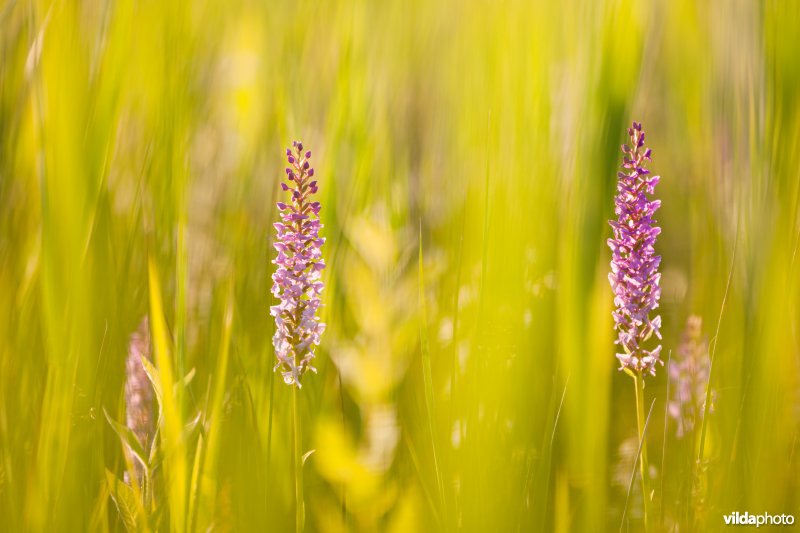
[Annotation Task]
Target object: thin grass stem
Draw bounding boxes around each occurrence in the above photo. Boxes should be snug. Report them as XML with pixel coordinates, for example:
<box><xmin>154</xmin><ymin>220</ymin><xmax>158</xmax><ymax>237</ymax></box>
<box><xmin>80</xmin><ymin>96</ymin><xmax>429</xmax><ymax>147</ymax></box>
<box><xmin>659</xmin><ymin>349</ymin><xmax>672</xmax><ymax>525</ymax></box>
<box><xmin>266</xmin><ymin>368</ymin><xmax>275</xmax><ymax>509</ymax></box>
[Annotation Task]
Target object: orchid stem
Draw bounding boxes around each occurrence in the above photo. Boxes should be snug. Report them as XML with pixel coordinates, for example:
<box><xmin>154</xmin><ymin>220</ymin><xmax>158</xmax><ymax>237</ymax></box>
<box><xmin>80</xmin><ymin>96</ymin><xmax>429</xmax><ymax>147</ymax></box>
<box><xmin>634</xmin><ymin>371</ymin><xmax>650</xmax><ymax>531</ymax></box>
<box><xmin>293</xmin><ymin>386</ymin><xmax>305</xmax><ymax>532</ymax></box>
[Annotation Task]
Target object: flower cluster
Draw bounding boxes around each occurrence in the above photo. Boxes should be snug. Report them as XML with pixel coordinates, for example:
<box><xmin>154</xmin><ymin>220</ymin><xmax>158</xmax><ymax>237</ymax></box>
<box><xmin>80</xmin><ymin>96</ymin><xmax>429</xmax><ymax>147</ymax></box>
<box><xmin>669</xmin><ymin>316</ymin><xmax>714</xmax><ymax>438</ymax></box>
<box><xmin>271</xmin><ymin>141</ymin><xmax>326</xmax><ymax>387</ymax></box>
<box><xmin>125</xmin><ymin>317</ymin><xmax>153</xmax><ymax>485</ymax></box>
<box><xmin>608</xmin><ymin>121</ymin><xmax>663</xmax><ymax>376</ymax></box>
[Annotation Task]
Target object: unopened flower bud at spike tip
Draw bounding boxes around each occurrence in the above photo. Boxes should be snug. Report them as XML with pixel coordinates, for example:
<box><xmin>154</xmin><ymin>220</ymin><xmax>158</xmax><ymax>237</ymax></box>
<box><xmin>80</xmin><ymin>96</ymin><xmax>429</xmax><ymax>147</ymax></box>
<box><xmin>271</xmin><ymin>141</ymin><xmax>326</xmax><ymax>388</ymax></box>
<box><xmin>608</xmin><ymin>121</ymin><xmax>663</xmax><ymax>377</ymax></box>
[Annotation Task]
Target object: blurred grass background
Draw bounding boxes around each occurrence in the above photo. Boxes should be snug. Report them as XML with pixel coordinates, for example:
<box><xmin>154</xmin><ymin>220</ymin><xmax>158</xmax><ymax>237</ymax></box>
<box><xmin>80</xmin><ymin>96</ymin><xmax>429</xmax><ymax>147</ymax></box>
<box><xmin>1</xmin><ymin>0</ymin><xmax>799</xmax><ymax>531</ymax></box>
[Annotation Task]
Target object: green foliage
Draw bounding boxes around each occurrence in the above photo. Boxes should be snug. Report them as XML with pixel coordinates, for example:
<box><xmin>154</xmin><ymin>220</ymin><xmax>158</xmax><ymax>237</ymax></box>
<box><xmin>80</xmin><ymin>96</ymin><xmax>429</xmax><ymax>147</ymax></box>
<box><xmin>1</xmin><ymin>0</ymin><xmax>799</xmax><ymax>531</ymax></box>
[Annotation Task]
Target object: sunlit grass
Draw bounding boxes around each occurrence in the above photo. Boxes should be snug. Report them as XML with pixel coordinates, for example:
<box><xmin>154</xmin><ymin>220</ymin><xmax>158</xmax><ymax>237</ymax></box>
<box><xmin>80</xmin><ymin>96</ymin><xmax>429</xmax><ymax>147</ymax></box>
<box><xmin>0</xmin><ymin>0</ymin><xmax>798</xmax><ymax>531</ymax></box>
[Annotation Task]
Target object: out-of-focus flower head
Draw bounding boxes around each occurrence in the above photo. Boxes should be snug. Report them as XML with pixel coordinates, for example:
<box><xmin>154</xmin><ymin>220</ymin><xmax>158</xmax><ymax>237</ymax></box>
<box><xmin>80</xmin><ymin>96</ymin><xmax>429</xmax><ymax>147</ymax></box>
<box><xmin>669</xmin><ymin>315</ymin><xmax>715</xmax><ymax>438</ymax></box>
<box><xmin>124</xmin><ymin>317</ymin><xmax>153</xmax><ymax>485</ymax></box>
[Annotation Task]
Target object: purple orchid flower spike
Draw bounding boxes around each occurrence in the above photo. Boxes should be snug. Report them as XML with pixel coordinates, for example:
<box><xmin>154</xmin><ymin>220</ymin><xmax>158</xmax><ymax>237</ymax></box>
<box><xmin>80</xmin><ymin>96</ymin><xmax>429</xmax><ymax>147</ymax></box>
<box><xmin>608</xmin><ymin>121</ymin><xmax>664</xmax><ymax>377</ymax></box>
<box><xmin>609</xmin><ymin>121</ymin><xmax>663</xmax><ymax>528</ymax></box>
<box><xmin>271</xmin><ymin>141</ymin><xmax>326</xmax><ymax>388</ymax></box>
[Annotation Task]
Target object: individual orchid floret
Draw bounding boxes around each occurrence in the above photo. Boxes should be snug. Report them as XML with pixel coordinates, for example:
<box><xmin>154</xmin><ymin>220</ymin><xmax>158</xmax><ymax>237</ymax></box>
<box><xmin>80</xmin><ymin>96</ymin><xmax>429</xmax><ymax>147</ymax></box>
<box><xmin>270</xmin><ymin>141</ymin><xmax>326</xmax><ymax>387</ymax></box>
<box><xmin>608</xmin><ymin>121</ymin><xmax>663</xmax><ymax>376</ymax></box>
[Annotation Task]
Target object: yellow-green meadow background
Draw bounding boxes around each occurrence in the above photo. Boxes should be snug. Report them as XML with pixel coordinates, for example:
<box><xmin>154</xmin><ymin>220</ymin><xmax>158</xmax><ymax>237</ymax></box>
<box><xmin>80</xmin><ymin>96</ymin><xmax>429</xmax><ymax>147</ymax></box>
<box><xmin>1</xmin><ymin>0</ymin><xmax>798</xmax><ymax>531</ymax></box>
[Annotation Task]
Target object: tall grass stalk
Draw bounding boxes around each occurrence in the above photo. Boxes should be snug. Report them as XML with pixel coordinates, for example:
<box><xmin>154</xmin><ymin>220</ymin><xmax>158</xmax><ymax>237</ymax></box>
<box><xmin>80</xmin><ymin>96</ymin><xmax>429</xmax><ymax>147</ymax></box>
<box><xmin>659</xmin><ymin>349</ymin><xmax>672</xmax><ymax>526</ymax></box>
<box><xmin>419</xmin><ymin>225</ymin><xmax>446</xmax><ymax>518</ymax></box>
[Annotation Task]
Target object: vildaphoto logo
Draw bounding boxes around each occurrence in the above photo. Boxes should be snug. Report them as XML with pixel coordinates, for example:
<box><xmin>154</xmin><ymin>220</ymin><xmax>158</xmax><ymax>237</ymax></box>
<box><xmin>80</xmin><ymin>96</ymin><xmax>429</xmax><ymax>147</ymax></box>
<box><xmin>723</xmin><ymin>512</ymin><xmax>795</xmax><ymax>527</ymax></box>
